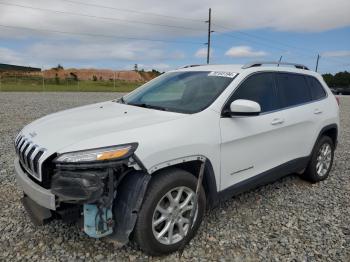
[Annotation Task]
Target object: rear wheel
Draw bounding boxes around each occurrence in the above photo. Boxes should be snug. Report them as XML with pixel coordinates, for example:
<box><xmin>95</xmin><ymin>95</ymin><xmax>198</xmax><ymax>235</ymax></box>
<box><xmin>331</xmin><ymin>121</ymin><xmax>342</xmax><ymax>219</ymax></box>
<box><xmin>133</xmin><ymin>168</ymin><xmax>206</xmax><ymax>256</ymax></box>
<box><xmin>302</xmin><ymin>136</ymin><xmax>334</xmax><ymax>182</ymax></box>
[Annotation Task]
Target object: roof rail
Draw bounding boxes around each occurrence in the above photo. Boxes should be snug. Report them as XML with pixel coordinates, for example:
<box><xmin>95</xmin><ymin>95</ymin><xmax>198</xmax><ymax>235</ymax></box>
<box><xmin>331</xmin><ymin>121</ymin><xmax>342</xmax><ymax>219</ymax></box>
<box><xmin>242</xmin><ymin>61</ymin><xmax>309</xmax><ymax>70</ymax></box>
<box><xmin>181</xmin><ymin>64</ymin><xmax>202</xmax><ymax>69</ymax></box>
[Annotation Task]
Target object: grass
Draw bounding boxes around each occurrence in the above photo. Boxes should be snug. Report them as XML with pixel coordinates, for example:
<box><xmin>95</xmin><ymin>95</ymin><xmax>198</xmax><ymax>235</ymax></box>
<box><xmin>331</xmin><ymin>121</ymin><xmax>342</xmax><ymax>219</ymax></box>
<box><xmin>0</xmin><ymin>79</ymin><xmax>142</xmax><ymax>92</ymax></box>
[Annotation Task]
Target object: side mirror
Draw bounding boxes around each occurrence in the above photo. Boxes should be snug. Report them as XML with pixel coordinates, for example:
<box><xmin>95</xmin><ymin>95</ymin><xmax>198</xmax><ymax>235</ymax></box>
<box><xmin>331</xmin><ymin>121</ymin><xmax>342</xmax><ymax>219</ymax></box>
<box><xmin>229</xmin><ymin>99</ymin><xmax>261</xmax><ymax>116</ymax></box>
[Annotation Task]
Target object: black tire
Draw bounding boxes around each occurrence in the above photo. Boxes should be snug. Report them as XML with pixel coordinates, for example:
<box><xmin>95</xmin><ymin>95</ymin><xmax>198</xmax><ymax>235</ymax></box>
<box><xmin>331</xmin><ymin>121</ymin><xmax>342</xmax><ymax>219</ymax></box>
<box><xmin>302</xmin><ymin>136</ymin><xmax>334</xmax><ymax>182</ymax></box>
<box><xmin>133</xmin><ymin>168</ymin><xmax>206</xmax><ymax>256</ymax></box>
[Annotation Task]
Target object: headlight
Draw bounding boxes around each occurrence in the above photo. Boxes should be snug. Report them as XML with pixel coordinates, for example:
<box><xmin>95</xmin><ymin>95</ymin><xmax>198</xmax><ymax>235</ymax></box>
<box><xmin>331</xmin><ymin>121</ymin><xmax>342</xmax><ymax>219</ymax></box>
<box><xmin>54</xmin><ymin>143</ymin><xmax>138</xmax><ymax>164</ymax></box>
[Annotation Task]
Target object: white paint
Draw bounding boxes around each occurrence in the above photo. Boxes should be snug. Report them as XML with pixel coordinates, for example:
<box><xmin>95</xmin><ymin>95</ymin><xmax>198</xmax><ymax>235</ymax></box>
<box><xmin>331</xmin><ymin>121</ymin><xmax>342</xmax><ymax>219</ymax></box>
<box><xmin>18</xmin><ymin>64</ymin><xmax>340</xmax><ymax>194</ymax></box>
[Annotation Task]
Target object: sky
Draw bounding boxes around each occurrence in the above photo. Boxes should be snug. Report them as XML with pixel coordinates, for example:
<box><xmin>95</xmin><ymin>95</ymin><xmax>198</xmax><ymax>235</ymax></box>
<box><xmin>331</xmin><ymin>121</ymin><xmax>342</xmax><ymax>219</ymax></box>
<box><xmin>0</xmin><ymin>0</ymin><xmax>349</xmax><ymax>74</ymax></box>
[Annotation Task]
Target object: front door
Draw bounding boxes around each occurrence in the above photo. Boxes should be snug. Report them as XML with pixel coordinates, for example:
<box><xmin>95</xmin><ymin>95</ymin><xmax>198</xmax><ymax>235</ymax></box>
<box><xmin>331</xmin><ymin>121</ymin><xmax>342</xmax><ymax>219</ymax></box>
<box><xmin>219</xmin><ymin>72</ymin><xmax>289</xmax><ymax>190</ymax></box>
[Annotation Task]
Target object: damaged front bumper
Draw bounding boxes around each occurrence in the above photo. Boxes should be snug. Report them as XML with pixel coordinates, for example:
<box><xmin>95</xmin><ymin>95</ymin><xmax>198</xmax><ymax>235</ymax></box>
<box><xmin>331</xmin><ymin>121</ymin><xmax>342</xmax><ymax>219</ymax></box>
<box><xmin>14</xmin><ymin>155</ymin><xmax>151</xmax><ymax>245</ymax></box>
<box><xmin>14</xmin><ymin>157</ymin><xmax>57</xmax><ymax>210</ymax></box>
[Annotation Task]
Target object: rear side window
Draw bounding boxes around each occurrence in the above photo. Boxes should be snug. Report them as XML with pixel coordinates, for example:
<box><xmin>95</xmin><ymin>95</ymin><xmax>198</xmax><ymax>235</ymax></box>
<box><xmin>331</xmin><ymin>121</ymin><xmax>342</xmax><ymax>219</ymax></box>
<box><xmin>276</xmin><ymin>73</ymin><xmax>312</xmax><ymax>108</ymax></box>
<box><xmin>305</xmin><ymin>76</ymin><xmax>327</xmax><ymax>100</ymax></box>
<box><xmin>228</xmin><ymin>72</ymin><xmax>278</xmax><ymax>113</ymax></box>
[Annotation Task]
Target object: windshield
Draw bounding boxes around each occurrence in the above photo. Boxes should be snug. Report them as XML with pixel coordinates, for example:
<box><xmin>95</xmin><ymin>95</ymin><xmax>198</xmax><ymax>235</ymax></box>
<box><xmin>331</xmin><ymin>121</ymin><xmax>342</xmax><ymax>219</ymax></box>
<box><xmin>123</xmin><ymin>71</ymin><xmax>236</xmax><ymax>114</ymax></box>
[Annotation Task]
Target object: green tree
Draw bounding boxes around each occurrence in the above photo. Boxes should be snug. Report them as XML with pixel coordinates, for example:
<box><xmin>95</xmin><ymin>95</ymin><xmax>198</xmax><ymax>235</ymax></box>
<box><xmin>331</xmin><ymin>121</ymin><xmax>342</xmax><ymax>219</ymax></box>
<box><xmin>52</xmin><ymin>64</ymin><xmax>64</xmax><ymax>70</ymax></box>
<box><xmin>323</xmin><ymin>71</ymin><xmax>350</xmax><ymax>89</ymax></box>
<box><xmin>322</xmin><ymin>73</ymin><xmax>334</xmax><ymax>87</ymax></box>
<box><xmin>334</xmin><ymin>71</ymin><xmax>350</xmax><ymax>87</ymax></box>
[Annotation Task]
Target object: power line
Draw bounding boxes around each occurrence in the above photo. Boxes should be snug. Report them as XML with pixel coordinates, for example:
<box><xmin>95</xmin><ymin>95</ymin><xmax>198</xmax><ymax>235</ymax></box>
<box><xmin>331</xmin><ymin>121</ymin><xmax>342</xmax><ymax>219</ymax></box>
<box><xmin>0</xmin><ymin>24</ymin><xmax>203</xmax><ymax>44</ymax></box>
<box><xmin>214</xmin><ymin>26</ymin><xmax>314</xmax><ymax>59</ymax></box>
<box><xmin>213</xmin><ymin>24</ymin><xmax>349</xmax><ymax>67</ymax></box>
<box><xmin>0</xmin><ymin>2</ymin><xmax>204</xmax><ymax>32</ymax></box>
<box><xmin>0</xmin><ymin>2</ymin><xmax>347</xmax><ymax>69</ymax></box>
<box><xmin>59</xmin><ymin>0</ymin><xmax>203</xmax><ymax>23</ymax></box>
<box><xmin>214</xmin><ymin>24</ymin><xmax>317</xmax><ymax>55</ymax></box>
<box><xmin>214</xmin><ymin>30</ymin><xmax>289</xmax><ymax>53</ymax></box>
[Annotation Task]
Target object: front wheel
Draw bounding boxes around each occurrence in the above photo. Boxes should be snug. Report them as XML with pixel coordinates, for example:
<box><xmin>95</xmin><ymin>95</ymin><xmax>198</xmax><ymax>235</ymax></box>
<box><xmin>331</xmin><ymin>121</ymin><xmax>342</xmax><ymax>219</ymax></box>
<box><xmin>133</xmin><ymin>168</ymin><xmax>206</xmax><ymax>256</ymax></box>
<box><xmin>302</xmin><ymin>136</ymin><xmax>335</xmax><ymax>182</ymax></box>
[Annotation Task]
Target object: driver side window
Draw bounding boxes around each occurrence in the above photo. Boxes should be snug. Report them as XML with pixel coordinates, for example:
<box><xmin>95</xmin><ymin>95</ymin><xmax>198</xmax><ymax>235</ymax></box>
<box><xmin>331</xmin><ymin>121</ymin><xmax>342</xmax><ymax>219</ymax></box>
<box><xmin>227</xmin><ymin>72</ymin><xmax>278</xmax><ymax>113</ymax></box>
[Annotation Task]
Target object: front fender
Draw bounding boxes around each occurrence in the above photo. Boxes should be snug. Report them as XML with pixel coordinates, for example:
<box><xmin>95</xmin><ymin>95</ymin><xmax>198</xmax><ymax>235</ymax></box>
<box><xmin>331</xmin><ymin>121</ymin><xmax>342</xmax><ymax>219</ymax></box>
<box><xmin>108</xmin><ymin>171</ymin><xmax>151</xmax><ymax>245</ymax></box>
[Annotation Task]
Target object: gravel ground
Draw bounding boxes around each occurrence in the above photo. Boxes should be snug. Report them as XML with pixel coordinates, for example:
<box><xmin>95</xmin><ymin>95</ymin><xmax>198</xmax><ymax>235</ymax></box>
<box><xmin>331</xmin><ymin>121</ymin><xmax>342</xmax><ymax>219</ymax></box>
<box><xmin>0</xmin><ymin>92</ymin><xmax>349</xmax><ymax>261</ymax></box>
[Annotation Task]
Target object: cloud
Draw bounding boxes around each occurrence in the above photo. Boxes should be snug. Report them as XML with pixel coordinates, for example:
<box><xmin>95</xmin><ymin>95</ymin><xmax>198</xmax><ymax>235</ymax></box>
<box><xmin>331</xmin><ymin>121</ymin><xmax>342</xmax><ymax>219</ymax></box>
<box><xmin>28</xmin><ymin>41</ymin><xmax>164</xmax><ymax>61</ymax></box>
<box><xmin>225</xmin><ymin>46</ymin><xmax>267</xmax><ymax>58</ymax></box>
<box><xmin>0</xmin><ymin>0</ymin><xmax>349</xmax><ymax>69</ymax></box>
<box><xmin>322</xmin><ymin>50</ymin><xmax>350</xmax><ymax>58</ymax></box>
<box><xmin>0</xmin><ymin>40</ymin><xmax>186</xmax><ymax>68</ymax></box>
<box><xmin>0</xmin><ymin>47</ymin><xmax>23</xmax><ymax>64</ymax></box>
<box><xmin>195</xmin><ymin>48</ymin><xmax>208</xmax><ymax>58</ymax></box>
<box><xmin>0</xmin><ymin>0</ymin><xmax>348</xmax><ymax>40</ymax></box>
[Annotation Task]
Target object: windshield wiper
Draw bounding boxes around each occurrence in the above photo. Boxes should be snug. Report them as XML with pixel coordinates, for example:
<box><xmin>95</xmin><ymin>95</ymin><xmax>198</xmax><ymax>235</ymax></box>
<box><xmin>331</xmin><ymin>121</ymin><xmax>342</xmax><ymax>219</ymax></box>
<box><xmin>117</xmin><ymin>97</ymin><xmax>126</xmax><ymax>104</ymax></box>
<box><xmin>128</xmin><ymin>103</ymin><xmax>168</xmax><ymax>111</ymax></box>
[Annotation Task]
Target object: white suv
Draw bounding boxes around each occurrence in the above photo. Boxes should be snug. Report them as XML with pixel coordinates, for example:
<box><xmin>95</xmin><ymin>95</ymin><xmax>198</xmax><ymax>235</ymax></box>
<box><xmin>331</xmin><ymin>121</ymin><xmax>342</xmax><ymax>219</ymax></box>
<box><xmin>14</xmin><ymin>62</ymin><xmax>339</xmax><ymax>255</ymax></box>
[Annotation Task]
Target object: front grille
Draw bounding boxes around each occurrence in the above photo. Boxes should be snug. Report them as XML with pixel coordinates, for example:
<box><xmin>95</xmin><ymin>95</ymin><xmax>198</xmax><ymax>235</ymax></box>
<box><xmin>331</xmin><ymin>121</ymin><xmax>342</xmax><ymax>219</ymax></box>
<box><xmin>15</xmin><ymin>135</ymin><xmax>46</xmax><ymax>181</ymax></box>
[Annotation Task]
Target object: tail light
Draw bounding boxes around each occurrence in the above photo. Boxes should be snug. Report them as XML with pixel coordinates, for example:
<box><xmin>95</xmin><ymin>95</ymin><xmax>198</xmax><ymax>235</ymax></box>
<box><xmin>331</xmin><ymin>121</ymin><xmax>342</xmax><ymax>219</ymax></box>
<box><xmin>335</xmin><ymin>96</ymin><xmax>340</xmax><ymax>106</ymax></box>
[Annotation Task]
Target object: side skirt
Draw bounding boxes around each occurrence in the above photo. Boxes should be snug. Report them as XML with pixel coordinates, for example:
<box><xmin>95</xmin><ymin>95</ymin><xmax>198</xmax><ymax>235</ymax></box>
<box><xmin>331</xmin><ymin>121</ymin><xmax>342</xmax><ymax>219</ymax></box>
<box><xmin>217</xmin><ymin>156</ymin><xmax>310</xmax><ymax>202</ymax></box>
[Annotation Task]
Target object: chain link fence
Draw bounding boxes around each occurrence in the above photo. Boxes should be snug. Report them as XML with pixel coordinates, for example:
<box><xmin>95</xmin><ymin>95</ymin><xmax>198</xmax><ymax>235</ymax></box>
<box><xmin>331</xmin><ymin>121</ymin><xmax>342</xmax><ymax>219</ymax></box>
<box><xmin>0</xmin><ymin>72</ymin><xmax>141</xmax><ymax>92</ymax></box>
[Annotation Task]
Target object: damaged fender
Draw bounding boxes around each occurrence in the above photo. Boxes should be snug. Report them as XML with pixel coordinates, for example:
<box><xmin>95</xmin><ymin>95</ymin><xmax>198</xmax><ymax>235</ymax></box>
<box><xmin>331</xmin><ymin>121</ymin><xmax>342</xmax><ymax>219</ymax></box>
<box><xmin>109</xmin><ymin>171</ymin><xmax>151</xmax><ymax>245</ymax></box>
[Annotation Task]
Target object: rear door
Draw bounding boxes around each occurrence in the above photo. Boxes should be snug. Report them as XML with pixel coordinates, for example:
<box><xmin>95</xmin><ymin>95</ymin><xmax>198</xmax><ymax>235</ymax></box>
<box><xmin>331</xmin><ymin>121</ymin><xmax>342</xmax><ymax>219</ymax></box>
<box><xmin>305</xmin><ymin>75</ymin><xmax>329</xmax><ymax>149</ymax></box>
<box><xmin>275</xmin><ymin>72</ymin><xmax>316</xmax><ymax>161</ymax></box>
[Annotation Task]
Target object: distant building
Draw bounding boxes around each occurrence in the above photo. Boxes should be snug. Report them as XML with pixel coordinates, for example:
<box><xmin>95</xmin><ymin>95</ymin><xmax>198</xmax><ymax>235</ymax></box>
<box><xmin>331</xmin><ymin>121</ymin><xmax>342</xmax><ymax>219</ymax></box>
<box><xmin>0</xmin><ymin>63</ymin><xmax>41</xmax><ymax>72</ymax></box>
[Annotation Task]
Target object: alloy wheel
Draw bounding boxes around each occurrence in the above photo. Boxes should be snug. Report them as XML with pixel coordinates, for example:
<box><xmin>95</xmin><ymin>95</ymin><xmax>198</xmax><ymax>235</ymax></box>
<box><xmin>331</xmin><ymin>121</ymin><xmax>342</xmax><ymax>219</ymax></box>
<box><xmin>152</xmin><ymin>186</ymin><xmax>196</xmax><ymax>245</ymax></box>
<box><xmin>316</xmin><ymin>143</ymin><xmax>332</xmax><ymax>177</ymax></box>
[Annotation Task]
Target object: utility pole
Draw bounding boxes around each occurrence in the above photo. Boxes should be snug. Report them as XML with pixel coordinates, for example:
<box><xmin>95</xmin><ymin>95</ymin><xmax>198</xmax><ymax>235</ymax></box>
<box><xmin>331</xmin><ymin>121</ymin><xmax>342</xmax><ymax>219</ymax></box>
<box><xmin>206</xmin><ymin>8</ymin><xmax>212</xmax><ymax>64</ymax></box>
<box><xmin>315</xmin><ymin>54</ymin><xmax>320</xmax><ymax>72</ymax></box>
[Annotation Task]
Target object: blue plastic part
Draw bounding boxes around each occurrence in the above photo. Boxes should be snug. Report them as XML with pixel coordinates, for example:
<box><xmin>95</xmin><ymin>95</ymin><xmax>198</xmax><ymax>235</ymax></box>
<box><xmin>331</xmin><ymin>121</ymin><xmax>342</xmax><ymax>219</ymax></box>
<box><xmin>83</xmin><ymin>204</ymin><xmax>113</xmax><ymax>238</ymax></box>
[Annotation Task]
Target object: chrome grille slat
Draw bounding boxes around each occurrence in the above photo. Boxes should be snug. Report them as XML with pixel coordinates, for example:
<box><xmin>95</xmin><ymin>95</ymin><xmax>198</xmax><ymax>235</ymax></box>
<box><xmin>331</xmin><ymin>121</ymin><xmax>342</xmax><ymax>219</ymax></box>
<box><xmin>30</xmin><ymin>147</ymin><xmax>41</xmax><ymax>170</ymax></box>
<box><xmin>18</xmin><ymin>137</ymin><xmax>25</xmax><ymax>146</ymax></box>
<box><xmin>24</xmin><ymin>143</ymin><xmax>34</xmax><ymax>167</ymax></box>
<box><xmin>19</xmin><ymin>140</ymin><xmax>30</xmax><ymax>163</ymax></box>
<box><xmin>14</xmin><ymin>135</ymin><xmax>45</xmax><ymax>182</ymax></box>
<box><xmin>17</xmin><ymin>137</ymin><xmax>25</xmax><ymax>154</ymax></box>
<box><xmin>15</xmin><ymin>135</ymin><xmax>22</xmax><ymax>147</ymax></box>
<box><xmin>19</xmin><ymin>139</ymin><xmax>28</xmax><ymax>152</ymax></box>
<box><xmin>33</xmin><ymin>151</ymin><xmax>45</xmax><ymax>173</ymax></box>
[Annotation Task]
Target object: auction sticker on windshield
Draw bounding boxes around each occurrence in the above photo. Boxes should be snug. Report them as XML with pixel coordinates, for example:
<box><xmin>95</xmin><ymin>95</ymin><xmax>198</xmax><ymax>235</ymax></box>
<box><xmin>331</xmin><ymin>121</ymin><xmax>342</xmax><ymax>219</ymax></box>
<box><xmin>208</xmin><ymin>71</ymin><xmax>237</xmax><ymax>78</ymax></box>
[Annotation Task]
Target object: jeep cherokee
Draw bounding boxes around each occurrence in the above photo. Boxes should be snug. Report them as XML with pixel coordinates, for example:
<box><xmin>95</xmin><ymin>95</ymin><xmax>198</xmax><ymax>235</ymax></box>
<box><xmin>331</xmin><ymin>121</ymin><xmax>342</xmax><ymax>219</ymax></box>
<box><xmin>14</xmin><ymin>61</ymin><xmax>339</xmax><ymax>255</ymax></box>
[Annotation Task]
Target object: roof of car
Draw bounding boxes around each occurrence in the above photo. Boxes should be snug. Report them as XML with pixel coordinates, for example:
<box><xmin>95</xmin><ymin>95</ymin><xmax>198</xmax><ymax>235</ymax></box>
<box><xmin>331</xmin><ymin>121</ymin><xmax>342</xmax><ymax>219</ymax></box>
<box><xmin>173</xmin><ymin>62</ymin><xmax>318</xmax><ymax>77</ymax></box>
<box><xmin>175</xmin><ymin>64</ymin><xmax>245</xmax><ymax>73</ymax></box>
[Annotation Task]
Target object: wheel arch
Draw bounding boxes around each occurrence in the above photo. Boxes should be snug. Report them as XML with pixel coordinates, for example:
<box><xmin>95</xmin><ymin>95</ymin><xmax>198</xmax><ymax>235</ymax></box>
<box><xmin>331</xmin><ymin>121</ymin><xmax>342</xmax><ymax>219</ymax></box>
<box><xmin>317</xmin><ymin>124</ymin><xmax>338</xmax><ymax>149</ymax></box>
<box><xmin>150</xmin><ymin>157</ymin><xmax>219</xmax><ymax>208</ymax></box>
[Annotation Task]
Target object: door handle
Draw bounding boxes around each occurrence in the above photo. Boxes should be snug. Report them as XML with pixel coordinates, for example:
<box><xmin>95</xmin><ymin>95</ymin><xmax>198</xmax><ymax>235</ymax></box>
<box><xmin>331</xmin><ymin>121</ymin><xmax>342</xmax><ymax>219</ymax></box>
<box><xmin>314</xmin><ymin>109</ymin><xmax>323</xmax><ymax>115</ymax></box>
<box><xmin>271</xmin><ymin>118</ymin><xmax>284</xmax><ymax>125</ymax></box>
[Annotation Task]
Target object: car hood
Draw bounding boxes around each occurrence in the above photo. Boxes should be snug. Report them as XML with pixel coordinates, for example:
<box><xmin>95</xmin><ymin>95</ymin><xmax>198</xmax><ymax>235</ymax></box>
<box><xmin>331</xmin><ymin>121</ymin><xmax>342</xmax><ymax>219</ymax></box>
<box><xmin>21</xmin><ymin>101</ymin><xmax>186</xmax><ymax>155</ymax></box>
